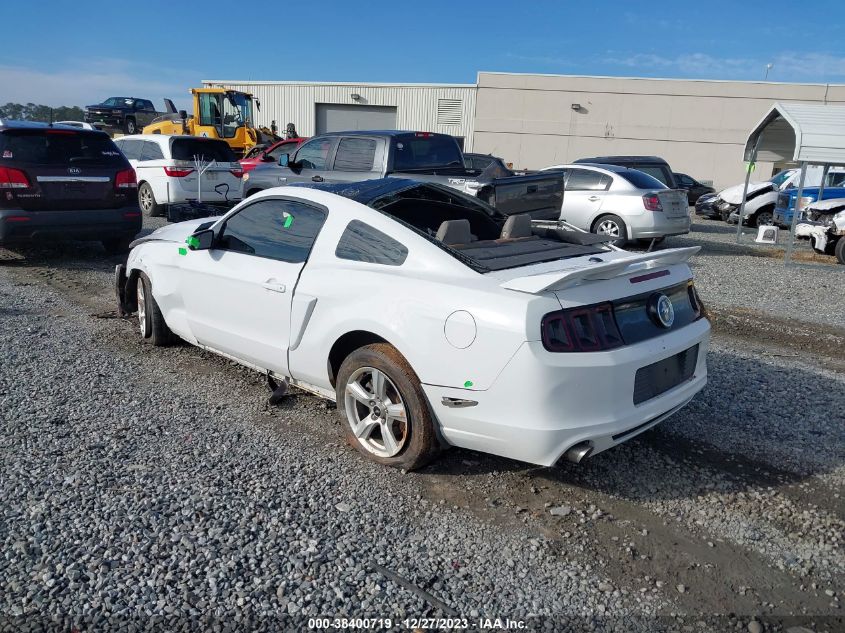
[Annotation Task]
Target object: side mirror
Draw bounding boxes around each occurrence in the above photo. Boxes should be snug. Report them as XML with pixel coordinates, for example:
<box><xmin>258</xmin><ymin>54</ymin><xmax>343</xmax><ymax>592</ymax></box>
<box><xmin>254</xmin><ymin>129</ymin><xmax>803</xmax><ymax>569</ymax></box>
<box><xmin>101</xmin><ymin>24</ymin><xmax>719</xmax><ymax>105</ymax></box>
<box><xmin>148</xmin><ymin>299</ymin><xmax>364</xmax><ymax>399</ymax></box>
<box><xmin>186</xmin><ymin>229</ymin><xmax>214</xmax><ymax>251</ymax></box>
<box><xmin>179</xmin><ymin>110</ymin><xmax>188</xmax><ymax>120</ymax></box>
<box><xmin>279</xmin><ymin>153</ymin><xmax>290</xmax><ymax>167</ymax></box>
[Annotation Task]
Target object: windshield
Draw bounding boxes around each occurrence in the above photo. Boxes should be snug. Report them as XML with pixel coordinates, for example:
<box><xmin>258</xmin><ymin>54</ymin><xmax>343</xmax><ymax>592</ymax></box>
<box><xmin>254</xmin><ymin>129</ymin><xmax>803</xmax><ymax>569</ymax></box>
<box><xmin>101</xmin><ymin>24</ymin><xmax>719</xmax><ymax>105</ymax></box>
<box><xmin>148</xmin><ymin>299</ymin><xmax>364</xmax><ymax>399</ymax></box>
<box><xmin>392</xmin><ymin>134</ymin><xmax>464</xmax><ymax>170</ymax></box>
<box><xmin>101</xmin><ymin>97</ymin><xmax>132</xmax><ymax>107</ymax></box>
<box><xmin>769</xmin><ymin>170</ymin><xmax>793</xmax><ymax>188</ymax></box>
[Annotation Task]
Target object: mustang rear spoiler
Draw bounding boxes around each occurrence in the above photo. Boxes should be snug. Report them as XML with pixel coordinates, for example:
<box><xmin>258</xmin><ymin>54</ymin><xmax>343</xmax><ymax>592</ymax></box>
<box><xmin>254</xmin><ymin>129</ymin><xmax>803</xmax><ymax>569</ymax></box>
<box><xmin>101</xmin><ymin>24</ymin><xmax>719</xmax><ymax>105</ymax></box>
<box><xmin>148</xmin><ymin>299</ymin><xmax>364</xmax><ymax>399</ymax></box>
<box><xmin>499</xmin><ymin>246</ymin><xmax>700</xmax><ymax>293</ymax></box>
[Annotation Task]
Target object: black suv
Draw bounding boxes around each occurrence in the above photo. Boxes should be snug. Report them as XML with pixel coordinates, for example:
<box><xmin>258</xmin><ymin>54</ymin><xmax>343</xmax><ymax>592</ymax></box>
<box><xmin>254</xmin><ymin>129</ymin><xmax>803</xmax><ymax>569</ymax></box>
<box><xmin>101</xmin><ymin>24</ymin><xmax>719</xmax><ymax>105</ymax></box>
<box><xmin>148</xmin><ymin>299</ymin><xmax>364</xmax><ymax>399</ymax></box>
<box><xmin>0</xmin><ymin>120</ymin><xmax>142</xmax><ymax>253</ymax></box>
<box><xmin>84</xmin><ymin>97</ymin><xmax>163</xmax><ymax>135</ymax></box>
<box><xmin>574</xmin><ymin>155</ymin><xmax>679</xmax><ymax>189</ymax></box>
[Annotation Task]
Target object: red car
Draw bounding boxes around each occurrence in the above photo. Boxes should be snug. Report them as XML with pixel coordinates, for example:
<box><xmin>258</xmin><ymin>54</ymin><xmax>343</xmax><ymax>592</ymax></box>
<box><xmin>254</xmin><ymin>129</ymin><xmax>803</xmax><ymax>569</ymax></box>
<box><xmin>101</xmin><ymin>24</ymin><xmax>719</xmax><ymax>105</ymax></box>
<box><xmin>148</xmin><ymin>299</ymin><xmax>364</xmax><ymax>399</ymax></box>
<box><xmin>239</xmin><ymin>137</ymin><xmax>308</xmax><ymax>173</ymax></box>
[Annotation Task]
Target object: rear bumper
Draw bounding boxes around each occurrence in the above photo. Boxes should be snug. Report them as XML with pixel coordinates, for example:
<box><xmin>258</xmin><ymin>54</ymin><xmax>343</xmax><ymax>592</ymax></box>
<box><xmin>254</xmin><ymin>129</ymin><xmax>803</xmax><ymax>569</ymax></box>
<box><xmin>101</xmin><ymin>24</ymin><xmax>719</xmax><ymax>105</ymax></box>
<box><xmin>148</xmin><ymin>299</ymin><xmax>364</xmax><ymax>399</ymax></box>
<box><xmin>0</xmin><ymin>207</ymin><xmax>142</xmax><ymax>243</ymax></box>
<box><xmin>628</xmin><ymin>214</ymin><xmax>691</xmax><ymax>239</ymax></box>
<box><xmin>424</xmin><ymin>318</ymin><xmax>710</xmax><ymax>466</ymax></box>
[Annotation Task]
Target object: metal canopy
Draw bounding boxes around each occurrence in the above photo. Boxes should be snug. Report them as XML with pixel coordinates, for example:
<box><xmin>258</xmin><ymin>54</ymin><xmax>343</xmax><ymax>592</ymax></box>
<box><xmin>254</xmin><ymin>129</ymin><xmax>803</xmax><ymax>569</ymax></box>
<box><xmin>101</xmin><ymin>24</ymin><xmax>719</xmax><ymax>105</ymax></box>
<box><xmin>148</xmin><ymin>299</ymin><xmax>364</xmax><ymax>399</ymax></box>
<box><xmin>744</xmin><ymin>101</ymin><xmax>845</xmax><ymax>165</ymax></box>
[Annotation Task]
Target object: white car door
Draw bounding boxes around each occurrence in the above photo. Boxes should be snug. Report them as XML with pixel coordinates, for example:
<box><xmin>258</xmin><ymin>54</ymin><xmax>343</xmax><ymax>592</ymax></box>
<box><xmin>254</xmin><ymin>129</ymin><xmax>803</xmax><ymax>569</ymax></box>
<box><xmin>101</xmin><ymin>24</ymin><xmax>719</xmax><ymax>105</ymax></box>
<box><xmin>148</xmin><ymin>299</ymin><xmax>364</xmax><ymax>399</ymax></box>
<box><xmin>178</xmin><ymin>197</ymin><xmax>328</xmax><ymax>375</ymax></box>
<box><xmin>559</xmin><ymin>168</ymin><xmax>611</xmax><ymax>230</ymax></box>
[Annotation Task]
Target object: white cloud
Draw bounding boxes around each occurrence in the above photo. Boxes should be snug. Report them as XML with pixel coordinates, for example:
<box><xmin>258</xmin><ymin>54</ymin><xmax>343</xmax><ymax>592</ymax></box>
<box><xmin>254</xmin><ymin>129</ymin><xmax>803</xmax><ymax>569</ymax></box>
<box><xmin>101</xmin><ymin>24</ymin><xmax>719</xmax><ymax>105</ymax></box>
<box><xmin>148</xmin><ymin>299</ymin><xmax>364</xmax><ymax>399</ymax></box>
<box><xmin>0</xmin><ymin>59</ymin><xmax>199</xmax><ymax>110</ymax></box>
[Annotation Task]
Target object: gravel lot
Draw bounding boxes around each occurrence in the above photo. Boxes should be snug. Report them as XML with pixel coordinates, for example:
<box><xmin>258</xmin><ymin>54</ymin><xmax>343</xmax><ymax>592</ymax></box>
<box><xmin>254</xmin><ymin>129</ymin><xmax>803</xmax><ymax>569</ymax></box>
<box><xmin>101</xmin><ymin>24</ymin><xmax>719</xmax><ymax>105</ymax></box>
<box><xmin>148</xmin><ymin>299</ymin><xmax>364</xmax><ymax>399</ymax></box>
<box><xmin>1</xmin><ymin>216</ymin><xmax>843</xmax><ymax>632</ymax></box>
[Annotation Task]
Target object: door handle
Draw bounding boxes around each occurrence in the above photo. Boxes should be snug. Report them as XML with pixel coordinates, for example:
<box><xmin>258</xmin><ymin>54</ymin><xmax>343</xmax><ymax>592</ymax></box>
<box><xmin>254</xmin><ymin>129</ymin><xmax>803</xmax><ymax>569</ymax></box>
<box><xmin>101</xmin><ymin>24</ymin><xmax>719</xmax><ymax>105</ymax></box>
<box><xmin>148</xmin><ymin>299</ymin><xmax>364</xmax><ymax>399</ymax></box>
<box><xmin>262</xmin><ymin>280</ymin><xmax>286</xmax><ymax>293</ymax></box>
<box><xmin>588</xmin><ymin>196</ymin><xmax>600</xmax><ymax>201</ymax></box>
<box><xmin>311</xmin><ymin>175</ymin><xmax>324</xmax><ymax>182</ymax></box>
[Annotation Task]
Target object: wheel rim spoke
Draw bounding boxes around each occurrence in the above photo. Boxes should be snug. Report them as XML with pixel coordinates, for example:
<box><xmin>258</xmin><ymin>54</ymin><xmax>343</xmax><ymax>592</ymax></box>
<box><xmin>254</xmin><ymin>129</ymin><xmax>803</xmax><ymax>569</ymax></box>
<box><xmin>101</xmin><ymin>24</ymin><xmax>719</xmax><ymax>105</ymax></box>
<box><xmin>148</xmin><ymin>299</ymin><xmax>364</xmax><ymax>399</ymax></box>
<box><xmin>386</xmin><ymin>403</ymin><xmax>406</xmax><ymax>423</ymax></box>
<box><xmin>353</xmin><ymin>417</ymin><xmax>378</xmax><ymax>440</ymax></box>
<box><xmin>380</xmin><ymin>423</ymin><xmax>400</xmax><ymax>455</ymax></box>
<box><xmin>371</xmin><ymin>369</ymin><xmax>387</xmax><ymax>400</ymax></box>
<box><xmin>346</xmin><ymin>381</ymin><xmax>371</xmax><ymax>406</ymax></box>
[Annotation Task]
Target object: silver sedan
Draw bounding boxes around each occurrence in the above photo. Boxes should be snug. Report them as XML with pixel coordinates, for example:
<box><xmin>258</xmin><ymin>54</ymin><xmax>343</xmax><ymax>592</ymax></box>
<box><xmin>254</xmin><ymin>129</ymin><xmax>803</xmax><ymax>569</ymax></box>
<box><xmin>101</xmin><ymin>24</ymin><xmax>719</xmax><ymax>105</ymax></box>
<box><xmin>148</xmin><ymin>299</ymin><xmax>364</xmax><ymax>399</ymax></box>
<box><xmin>542</xmin><ymin>163</ymin><xmax>690</xmax><ymax>245</ymax></box>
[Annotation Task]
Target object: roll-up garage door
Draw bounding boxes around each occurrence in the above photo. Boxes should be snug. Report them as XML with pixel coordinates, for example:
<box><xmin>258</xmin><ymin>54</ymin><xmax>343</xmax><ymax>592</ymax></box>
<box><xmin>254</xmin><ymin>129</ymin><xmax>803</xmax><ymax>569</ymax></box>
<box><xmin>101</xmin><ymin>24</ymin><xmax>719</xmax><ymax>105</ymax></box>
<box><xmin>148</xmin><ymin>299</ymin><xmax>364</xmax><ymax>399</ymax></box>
<box><xmin>315</xmin><ymin>104</ymin><xmax>397</xmax><ymax>134</ymax></box>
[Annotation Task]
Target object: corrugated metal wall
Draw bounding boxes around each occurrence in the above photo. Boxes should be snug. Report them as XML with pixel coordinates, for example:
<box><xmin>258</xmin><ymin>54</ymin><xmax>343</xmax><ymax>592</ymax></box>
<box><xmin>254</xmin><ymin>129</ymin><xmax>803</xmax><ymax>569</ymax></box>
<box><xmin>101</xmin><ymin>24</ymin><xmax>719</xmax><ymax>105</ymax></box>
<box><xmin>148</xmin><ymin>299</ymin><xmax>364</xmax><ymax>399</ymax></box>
<box><xmin>202</xmin><ymin>81</ymin><xmax>476</xmax><ymax>150</ymax></box>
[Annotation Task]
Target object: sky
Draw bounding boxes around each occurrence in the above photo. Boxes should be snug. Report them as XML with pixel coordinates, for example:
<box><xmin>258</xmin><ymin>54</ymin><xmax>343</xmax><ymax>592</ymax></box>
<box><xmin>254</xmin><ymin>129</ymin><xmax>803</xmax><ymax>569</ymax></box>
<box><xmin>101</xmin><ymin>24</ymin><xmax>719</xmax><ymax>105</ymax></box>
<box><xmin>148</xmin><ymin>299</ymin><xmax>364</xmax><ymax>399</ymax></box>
<box><xmin>1</xmin><ymin>0</ymin><xmax>844</xmax><ymax>110</ymax></box>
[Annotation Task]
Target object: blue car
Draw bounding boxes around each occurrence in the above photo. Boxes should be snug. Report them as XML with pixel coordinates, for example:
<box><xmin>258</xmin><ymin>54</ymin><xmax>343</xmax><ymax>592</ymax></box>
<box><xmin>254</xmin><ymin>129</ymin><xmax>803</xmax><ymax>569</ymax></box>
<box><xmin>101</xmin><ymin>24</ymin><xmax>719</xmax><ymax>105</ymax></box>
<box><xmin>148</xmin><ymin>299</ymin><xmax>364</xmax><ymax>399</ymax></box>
<box><xmin>773</xmin><ymin>187</ymin><xmax>845</xmax><ymax>227</ymax></box>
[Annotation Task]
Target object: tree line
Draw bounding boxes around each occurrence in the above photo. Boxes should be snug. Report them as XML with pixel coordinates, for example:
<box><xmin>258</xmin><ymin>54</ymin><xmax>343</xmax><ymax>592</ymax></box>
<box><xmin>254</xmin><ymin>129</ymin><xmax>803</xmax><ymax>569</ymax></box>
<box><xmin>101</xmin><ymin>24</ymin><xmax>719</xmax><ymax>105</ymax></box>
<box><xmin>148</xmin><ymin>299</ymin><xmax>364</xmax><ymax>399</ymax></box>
<box><xmin>0</xmin><ymin>103</ymin><xmax>85</xmax><ymax>123</ymax></box>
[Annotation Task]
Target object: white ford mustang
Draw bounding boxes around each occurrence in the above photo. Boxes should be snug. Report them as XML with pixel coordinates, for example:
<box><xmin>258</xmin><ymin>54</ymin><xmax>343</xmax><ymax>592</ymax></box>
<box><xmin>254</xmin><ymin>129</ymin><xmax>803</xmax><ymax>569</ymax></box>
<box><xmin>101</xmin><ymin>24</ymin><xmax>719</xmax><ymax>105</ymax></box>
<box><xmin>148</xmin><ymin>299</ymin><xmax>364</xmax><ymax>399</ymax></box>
<box><xmin>116</xmin><ymin>178</ymin><xmax>709</xmax><ymax>470</ymax></box>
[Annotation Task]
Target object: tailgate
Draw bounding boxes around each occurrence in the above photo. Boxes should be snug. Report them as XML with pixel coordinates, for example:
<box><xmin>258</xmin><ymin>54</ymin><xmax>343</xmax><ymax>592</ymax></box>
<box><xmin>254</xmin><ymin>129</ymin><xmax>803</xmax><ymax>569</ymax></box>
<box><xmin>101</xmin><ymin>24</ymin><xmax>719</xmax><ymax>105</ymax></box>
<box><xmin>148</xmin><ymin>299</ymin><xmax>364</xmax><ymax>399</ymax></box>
<box><xmin>479</xmin><ymin>172</ymin><xmax>564</xmax><ymax>220</ymax></box>
<box><xmin>657</xmin><ymin>190</ymin><xmax>689</xmax><ymax>218</ymax></box>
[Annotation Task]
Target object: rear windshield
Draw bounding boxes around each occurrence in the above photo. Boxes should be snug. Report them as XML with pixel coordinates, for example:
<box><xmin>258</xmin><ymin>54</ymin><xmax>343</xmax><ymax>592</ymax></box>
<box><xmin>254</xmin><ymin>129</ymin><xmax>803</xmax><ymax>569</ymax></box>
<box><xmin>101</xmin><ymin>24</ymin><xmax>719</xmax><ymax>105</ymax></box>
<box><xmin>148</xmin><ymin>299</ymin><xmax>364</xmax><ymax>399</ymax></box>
<box><xmin>171</xmin><ymin>138</ymin><xmax>236</xmax><ymax>162</ymax></box>
<box><xmin>617</xmin><ymin>169</ymin><xmax>667</xmax><ymax>190</ymax></box>
<box><xmin>0</xmin><ymin>130</ymin><xmax>125</xmax><ymax>165</ymax></box>
<box><xmin>391</xmin><ymin>134</ymin><xmax>463</xmax><ymax>171</ymax></box>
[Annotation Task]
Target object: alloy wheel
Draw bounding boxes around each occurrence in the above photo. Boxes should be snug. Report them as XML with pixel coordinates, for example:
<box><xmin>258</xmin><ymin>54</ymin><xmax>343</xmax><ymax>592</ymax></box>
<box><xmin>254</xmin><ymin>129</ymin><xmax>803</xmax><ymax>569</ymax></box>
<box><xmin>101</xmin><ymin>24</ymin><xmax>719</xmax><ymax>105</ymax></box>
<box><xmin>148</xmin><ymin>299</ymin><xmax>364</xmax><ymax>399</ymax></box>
<box><xmin>597</xmin><ymin>219</ymin><xmax>621</xmax><ymax>237</ymax></box>
<box><xmin>136</xmin><ymin>282</ymin><xmax>147</xmax><ymax>337</ymax></box>
<box><xmin>343</xmin><ymin>367</ymin><xmax>408</xmax><ymax>458</ymax></box>
<box><xmin>139</xmin><ymin>187</ymin><xmax>152</xmax><ymax>213</ymax></box>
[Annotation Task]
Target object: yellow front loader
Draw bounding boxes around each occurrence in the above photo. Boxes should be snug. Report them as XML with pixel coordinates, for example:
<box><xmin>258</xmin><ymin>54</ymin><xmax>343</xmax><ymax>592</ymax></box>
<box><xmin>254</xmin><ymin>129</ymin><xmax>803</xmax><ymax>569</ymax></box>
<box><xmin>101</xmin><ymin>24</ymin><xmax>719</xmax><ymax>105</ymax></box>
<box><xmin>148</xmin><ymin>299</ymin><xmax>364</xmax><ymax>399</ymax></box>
<box><xmin>143</xmin><ymin>87</ymin><xmax>277</xmax><ymax>157</ymax></box>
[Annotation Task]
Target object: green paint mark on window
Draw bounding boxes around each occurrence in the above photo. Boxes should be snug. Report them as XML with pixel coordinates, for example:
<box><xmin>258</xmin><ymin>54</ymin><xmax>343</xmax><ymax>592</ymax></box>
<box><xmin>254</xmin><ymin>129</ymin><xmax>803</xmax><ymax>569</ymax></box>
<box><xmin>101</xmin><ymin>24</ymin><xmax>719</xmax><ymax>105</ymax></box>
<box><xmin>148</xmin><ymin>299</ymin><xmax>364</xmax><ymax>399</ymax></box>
<box><xmin>463</xmin><ymin>380</ymin><xmax>473</xmax><ymax>388</ymax></box>
<box><xmin>283</xmin><ymin>212</ymin><xmax>294</xmax><ymax>229</ymax></box>
<box><xmin>178</xmin><ymin>247</ymin><xmax>188</xmax><ymax>256</ymax></box>
<box><xmin>185</xmin><ymin>235</ymin><xmax>200</xmax><ymax>249</ymax></box>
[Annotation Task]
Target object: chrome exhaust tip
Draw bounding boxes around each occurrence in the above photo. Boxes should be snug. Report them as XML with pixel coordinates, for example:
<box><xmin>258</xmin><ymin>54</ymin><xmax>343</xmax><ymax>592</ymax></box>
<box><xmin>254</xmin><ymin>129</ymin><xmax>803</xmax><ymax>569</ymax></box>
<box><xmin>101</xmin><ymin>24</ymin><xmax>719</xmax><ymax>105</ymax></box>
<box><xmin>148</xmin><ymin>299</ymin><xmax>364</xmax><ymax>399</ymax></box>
<box><xmin>564</xmin><ymin>442</ymin><xmax>593</xmax><ymax>464</ymax></box>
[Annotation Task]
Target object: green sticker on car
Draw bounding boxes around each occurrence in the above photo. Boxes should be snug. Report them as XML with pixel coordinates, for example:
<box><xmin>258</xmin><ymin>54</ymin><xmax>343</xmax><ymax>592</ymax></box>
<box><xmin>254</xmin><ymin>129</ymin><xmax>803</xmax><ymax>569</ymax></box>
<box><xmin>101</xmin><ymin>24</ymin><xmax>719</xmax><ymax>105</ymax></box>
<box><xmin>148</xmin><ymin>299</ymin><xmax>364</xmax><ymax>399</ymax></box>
<box><xmin>283</xmin><ymin>212</ymin><xmax>294</xmax><ymax>228</ymax></box>
<box><xmin>178</xmin><ymin>247</ymin><xmax>187</xmax><ymax>256</ymax></box>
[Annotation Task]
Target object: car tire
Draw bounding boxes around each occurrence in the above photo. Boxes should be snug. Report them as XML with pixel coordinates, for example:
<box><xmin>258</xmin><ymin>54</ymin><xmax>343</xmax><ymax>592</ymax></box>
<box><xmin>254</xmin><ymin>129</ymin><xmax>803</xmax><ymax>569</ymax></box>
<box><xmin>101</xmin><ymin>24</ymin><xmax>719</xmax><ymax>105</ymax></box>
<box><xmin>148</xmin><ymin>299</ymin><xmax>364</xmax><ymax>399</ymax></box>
<box><xmin>592</xmin><ymin>214</ymin><xmax>628</xmax><ymax>246</ymax></box>
<box><xmin>124</xmin><ymin>117</ymin><xmax>137</xmax><ymax>135</ymax></box>
<box><xmin>835</xmin><ymin>237</ymin><xmax>845</xmax><ymax>265</ymax></box>
<box><xmin>139</xmin><ymin>182</ymin><xmax>165</xmax><ymax>217</ymax></box>
<box><xmin>336</xmin><ymin>343</ymin><xmax>438</xmax><ymax>470</ymax></box>
<box><xmin>136</xmin><ymin>272</ymin><xmax>172</xmax><ymax>346</ymax></box>
<box><xmin>753</xmin><ymin>208</ymin><xmax>775</xmax><ymax>227</ymax></box>
<box><xmin>102</xmin><ymin>237</ymin><xmax>132</xmax><ymax>255</ymax></box>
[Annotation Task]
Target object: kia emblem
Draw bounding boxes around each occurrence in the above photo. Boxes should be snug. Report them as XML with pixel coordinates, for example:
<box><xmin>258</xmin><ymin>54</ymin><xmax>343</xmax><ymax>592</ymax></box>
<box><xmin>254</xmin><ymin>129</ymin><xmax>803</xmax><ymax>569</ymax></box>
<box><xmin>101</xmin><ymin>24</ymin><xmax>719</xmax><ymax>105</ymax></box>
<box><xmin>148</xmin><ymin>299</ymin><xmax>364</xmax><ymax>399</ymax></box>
<box><xmin>648</xmin><ymin>293</ymin><xmax>675</xmax><ymax>328</ymax></box>
<box><xmin>68</xmin><ymin>167</ymin><xmax>81</xmax><ymax>175</ymax></box>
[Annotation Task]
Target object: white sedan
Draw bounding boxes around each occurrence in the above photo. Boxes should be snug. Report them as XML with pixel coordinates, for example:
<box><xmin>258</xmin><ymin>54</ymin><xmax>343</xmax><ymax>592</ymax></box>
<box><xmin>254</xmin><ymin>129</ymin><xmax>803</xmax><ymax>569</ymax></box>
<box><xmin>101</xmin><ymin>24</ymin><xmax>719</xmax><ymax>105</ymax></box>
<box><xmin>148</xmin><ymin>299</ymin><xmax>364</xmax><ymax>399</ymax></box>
<box><xmin>116</xmin><ymin>178</ymin><xmax>710</xmax><ymax>470</ymax></box>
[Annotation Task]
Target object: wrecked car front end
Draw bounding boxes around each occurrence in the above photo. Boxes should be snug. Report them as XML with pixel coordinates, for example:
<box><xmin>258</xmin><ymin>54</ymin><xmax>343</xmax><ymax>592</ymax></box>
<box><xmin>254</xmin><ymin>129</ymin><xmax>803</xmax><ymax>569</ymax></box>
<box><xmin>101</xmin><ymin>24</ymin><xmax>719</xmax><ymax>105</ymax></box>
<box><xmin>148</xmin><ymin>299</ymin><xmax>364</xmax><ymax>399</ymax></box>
<box><xmin>795</xmin><ymin>198</ymin><xmax>845</xmax><ymax>262</ymax></box>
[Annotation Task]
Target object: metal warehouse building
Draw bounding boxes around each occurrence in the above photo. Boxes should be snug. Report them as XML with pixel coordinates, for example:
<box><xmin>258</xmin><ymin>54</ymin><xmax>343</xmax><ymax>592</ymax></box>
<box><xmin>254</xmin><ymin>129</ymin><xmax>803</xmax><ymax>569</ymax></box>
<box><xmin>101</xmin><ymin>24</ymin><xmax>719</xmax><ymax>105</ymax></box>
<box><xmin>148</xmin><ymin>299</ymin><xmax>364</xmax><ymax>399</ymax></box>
<box><xmin>202</xmin><ymin>80</ymin><xmax>476</xmax><ymax>150</ymax></box>
<box><xmin>205</xmin><ymin>73</ymin><xmax>845</xmax><ymax>189</ymax></box>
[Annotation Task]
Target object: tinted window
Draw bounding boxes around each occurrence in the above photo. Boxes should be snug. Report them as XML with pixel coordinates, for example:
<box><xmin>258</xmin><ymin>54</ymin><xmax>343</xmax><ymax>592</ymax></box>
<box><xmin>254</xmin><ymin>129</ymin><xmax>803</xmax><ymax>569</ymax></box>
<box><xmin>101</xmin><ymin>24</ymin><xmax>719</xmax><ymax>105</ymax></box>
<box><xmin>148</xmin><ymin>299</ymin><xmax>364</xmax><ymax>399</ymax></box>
<box><xmin>139</xmin><ymin>141</ymin><xmax>164</xmax><ymax>161</ymax></box>
<box><xmin>676</xmin><ymin>173</ymin><xmax>694</xmax><ymax>187</ymax></box>
<box><xmin>295</xmin><ymin>138</ymin><xmax>333</xmax><ymax>169</ymax></box>
<box><xmin>218</xmin><ymin>199</ymin><xmax>327</xmax><ymax>263</ymax></box>
<box><xmin>117</xmin><ymin>139</ymin><xmax>141</xmax><ymax>160</ymax></box>
<box><xmin>566</xmin><ymin>169</ymin><xmax>610</xmax><ymax>191</ymax></box>
<box><xmin>468</xmin><ymin>155</ymin><xmax>494</xmax><ymax>170</ymax></box>
<box><xmin>170</xmin><ymin>138</ymin><xmax>236</xmax><ymax>162</ymax></box>
<box><xmin>634</xmin><ymin>165</ymin><xmax>671</xmax><ymax>186</ymax></box>
<box><xmin>617</xmin><ymin>169</ymin><xmax>667</xmax><ymax>190</ymax></box>
<box><xmin>0</xmin><ymin>130</ymin><xmax>124</xmax><ymax>165</ymax></box>
<box><xmin>266</xmin><ymin>141</ymin><xmax>299</xmax><ymax>162</ymax></box>
<box><xmin>334</xmin><ymin>138</ymin><xmax>377</xmax><ymax>171</ymax></box>
<box><xmin>335</xmin><ymin>220</ymin><xmax>408</xmax><ymax>266</ymax></box>
<box><xmin>139</xmin><ymin>100</ymin><xmax>154</xmax><ymax>110</ymax></box>
<box><xmin>392</xmin><ymin>134</ymin><xmax>463</xmax><ymax>170</ymax></box>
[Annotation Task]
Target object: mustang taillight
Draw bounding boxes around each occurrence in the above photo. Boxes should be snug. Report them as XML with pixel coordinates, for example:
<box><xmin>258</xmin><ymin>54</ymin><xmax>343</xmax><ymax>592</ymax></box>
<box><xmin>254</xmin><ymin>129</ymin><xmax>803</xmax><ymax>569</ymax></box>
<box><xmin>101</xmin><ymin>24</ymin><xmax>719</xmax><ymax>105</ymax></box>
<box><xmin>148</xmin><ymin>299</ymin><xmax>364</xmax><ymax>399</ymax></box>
<box><xmin>0</xmin><ymin>166</ymin><xmax>30</xmax><ymax>189</ymax></box>
<box><xmin>114</xmin><ymin>168</ymin><xmax>138</xmax><ymax>189</ymax></box>
<box><xmin>541</xmin><ymin>302</ymin><xmax>624</xmax><ymax>352</ymax></box>
<box><xmin>643</xmin><ymin>193</ymin><xmax>663</xmax><ymax>211</ymax></box>
<box><xmin>164</xmin><ymin>166</ymin><xmax>194</xmax><ymax>177</ymax></box>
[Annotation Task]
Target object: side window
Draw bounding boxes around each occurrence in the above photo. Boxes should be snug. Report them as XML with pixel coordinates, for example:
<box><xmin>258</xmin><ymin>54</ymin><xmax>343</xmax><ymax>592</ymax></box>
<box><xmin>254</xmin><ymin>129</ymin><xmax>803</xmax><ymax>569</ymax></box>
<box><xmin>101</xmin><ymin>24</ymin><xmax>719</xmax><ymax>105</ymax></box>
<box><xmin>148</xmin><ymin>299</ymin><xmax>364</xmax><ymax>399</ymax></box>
<box><xmin>141</xmin><ymin>100</ymin><xmax>155</xmax><ymax>111</ymax></box>
<box><xmin>335</xmin><ymin>220</ymin><xmax>408</xmax><ymax>266</ymax></box>
<box><xmin>139</xmin><ymin>141</ymin><xmax>164</xmax><ymax>161</ymax></box>
<box><xmin>333</xmin><ymin>138</ymin><xmax>377</xmax><ymax>171</ymax></box>
<box><xmin>267</xmin><ymin>142</ymin><xmax>297</xmax><ymax>162</ymax></box>
<box><xmin>198</xmin><ymin>93</ymin><xmax>220</xmax><ymax>126</ymax></box>
<box><xmin>119</xmin><ymin>140</ymin><xmax>141</xmax><ymax>160</ymax></box>
<box><xmin>218</xmin><ymin>199</ymin><xmax>327</xmax><ymax>263</ymax></box>
<box><xmin>565</xmin><ymin>169</ymin><xmax>609</xmax><ymax>191</ymax></box>
<box><xmin>636</xmin><ymin>166</ymin><xmax>670</xmax><ymax>186</ymax></box>
<box><xmin>295</xmin><ymin>138</ymin><xmax>334</xmax><ymax>170</ymax></box>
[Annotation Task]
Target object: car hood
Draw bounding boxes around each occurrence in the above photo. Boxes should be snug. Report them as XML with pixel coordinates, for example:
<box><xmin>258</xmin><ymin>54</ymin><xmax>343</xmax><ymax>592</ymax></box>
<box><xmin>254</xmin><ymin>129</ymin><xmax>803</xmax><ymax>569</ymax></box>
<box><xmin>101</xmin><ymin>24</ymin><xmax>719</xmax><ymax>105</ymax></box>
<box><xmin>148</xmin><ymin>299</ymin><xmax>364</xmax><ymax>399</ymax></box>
<box><xmin>718</xmin><ymin>181</ymin><xmax>773</xmax><ymax>204</ymax></box>
<box><xmin>129</xmin><ymin>218</ymin><xmax>215</xmax><ymax>249</ymax></box>
<box><xmin>804</xmin><ymin>197</ymin><xmax>845</xmax><ymax>213</ymax></box>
